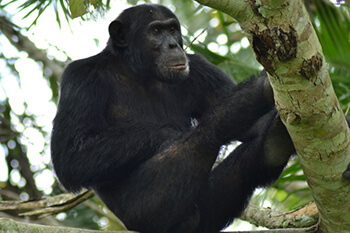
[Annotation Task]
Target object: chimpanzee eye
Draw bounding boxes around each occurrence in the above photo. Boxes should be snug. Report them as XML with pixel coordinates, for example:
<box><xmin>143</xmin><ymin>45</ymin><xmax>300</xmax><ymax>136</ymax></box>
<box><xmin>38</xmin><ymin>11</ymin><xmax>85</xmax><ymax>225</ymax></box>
<box><xmin>170</xmin><ymin>26</ymin><xmax>175</xmax><ymax>32</ymax></box>
<box><xmin>153</xmin><ymin>28</ymin><xmax>160</xmax><ymax>35</ymax></box>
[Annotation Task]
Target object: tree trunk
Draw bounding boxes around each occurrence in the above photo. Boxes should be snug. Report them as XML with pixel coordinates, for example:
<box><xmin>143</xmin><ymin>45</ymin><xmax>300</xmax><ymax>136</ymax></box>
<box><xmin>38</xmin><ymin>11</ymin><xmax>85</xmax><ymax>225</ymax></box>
<box><xmin>195</xmin><ymin>0</ymin><xmax>350</xmax><ymax>232</ymax></box>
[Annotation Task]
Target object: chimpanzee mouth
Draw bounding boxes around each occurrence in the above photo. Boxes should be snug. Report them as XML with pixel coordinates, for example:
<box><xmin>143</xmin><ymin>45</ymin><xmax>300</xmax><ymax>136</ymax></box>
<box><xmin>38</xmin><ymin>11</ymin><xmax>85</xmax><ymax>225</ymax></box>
<box><xmin>169</xmin><ymin>63</ymin><xmax>188</xmax><ymax>70</ymax></box>
<box><xmin>156</xmin><ymin>58</ymin><xmax>190</xmax><ymax>83</ymax></box>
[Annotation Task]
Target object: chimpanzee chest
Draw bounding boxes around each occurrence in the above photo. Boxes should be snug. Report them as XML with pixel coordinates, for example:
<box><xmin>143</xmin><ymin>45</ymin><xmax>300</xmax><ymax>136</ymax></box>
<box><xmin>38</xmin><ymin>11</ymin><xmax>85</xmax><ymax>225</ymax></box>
<box><xmin>108</xmin><ymin>81</ymin><xmax>195</xmax><ymax>130</ymax></box>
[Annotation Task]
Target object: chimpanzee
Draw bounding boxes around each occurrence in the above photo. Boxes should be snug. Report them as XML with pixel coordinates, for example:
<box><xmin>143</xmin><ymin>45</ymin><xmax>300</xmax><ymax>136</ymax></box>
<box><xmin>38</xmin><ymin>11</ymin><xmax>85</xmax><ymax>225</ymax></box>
<box><xmin>51</xmin><ymin>4</ymin><xmax>296</xmax><ymax>233</ymax></box>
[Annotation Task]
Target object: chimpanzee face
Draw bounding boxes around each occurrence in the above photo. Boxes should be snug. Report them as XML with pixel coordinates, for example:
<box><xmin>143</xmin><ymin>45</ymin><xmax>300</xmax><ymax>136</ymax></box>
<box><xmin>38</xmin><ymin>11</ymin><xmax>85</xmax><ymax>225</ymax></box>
<box><xmin>109</xmin><ymin>4</ymin><xmax>189</xmax><ymax>83</ymax></box>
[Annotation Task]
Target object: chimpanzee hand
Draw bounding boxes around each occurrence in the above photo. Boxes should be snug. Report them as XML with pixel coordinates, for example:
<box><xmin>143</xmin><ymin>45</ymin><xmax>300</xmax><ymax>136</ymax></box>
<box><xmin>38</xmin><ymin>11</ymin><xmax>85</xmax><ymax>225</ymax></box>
<box><xmin>343</xmin><ymin>116</ymin><xmax>350</xmax><ymax>180</ymax></box>
<box><xmin>343</xmin><ymin>163</ymin><xmax>350</xmax><ymax>180</ymax></box>
<box><xmin>264</xmin><ymin>114</ymin><xmax>295</xmax><ymax>167</ymax></box>
<box><xmin>260</xmin><ymin>71</ymin><xmax>274</xmax><ymax>105</ymax></box>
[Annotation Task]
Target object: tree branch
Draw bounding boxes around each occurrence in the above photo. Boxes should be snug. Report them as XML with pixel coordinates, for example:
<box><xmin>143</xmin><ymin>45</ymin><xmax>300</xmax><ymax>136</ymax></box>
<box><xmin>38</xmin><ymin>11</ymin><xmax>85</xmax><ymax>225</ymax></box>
<box><xmin>0</xmin><ymin>191</ymin><xmax>127</xmax><ymax>230</ymax></box>
<box><xmin>240</xmin><ymin>203</ymin><xmax>318</xmax><ymax>229</ymax></box>
<box><xmin>0</xmin><ymin>191</ymin><xmax>93</xmax><ymax>215</ymax></box>
<box><xmin>0</xmin><ymin>217</ymin><xmax>134</xmax><ymax>233</ymax></box>
<box><xmin>1</xmin><ymin>191</ymin><xmax>320</xmax><ymax>232</ymax></box>
<box><xmin>0</xmin><ymin>15</ymin><xmax>65</xmax><ymax>81</ymax></box>
<box><xmin>0</xmin><ymin>216</ymin><xmax>319</xmax><ymax>233</ymax></box>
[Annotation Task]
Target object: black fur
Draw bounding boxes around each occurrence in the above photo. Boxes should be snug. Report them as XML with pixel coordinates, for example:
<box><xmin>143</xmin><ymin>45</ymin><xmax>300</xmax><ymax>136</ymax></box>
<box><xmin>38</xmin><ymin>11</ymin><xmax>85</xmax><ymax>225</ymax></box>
<box><xmin>51</xmin><ymin>4</ymin><xmax>295</xmax><ymax>233</ymax></box>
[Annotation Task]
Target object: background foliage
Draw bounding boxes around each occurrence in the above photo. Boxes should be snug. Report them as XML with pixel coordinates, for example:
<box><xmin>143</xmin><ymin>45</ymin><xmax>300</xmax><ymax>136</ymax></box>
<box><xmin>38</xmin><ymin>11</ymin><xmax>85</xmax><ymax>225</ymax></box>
<box><xmin>0</xmin><ymin>0</ymin><xmax>349</xmax><ymax>231</ymax></box>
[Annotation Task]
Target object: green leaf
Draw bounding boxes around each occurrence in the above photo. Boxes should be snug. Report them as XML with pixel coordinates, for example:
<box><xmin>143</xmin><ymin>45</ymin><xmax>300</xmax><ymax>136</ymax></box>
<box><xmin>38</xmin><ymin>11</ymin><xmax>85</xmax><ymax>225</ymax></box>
<box><xmin>311</xmin><ymin>1</ymin><xmax>350</xmax><ymax>67</ymax></box>
<box><xmin>90</xmin><ymin>0</ymin><xmax>99</xmax><ymax>8</ymax></box>
<box><xmin>69</xmin><ymin>0</ymin><xmax>87</xmax><ymax>19</ymax></box>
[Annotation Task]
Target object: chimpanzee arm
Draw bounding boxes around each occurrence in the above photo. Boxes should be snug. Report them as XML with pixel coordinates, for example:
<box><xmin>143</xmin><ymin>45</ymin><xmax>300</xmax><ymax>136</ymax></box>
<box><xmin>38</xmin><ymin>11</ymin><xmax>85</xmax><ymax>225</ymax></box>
<box><xmin>188</xmin><ymin>54</ymin><xmax>275</xmax><ymax>147</ymax></box>
<box><xmin>51</xmin><ymin>60</ymin><xmax>183</xmax><ymax>192</ymax></box>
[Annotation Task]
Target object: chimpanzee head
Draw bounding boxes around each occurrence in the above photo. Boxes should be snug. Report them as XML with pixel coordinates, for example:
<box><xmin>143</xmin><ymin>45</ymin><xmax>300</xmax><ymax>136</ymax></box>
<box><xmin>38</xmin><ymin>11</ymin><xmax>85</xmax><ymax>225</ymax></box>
<box><xmin>108</xmin><ymin>4</ymin><xmax>189</xmax><ymax>83</ymax></box>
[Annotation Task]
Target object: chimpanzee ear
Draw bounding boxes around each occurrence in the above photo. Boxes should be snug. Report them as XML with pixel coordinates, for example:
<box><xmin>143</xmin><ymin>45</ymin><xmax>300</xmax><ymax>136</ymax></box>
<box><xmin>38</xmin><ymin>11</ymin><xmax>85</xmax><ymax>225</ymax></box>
<box><xmin>109</xmin><ymin>20</ymin><xmax>128</xmax><ymax>48</ymax></box>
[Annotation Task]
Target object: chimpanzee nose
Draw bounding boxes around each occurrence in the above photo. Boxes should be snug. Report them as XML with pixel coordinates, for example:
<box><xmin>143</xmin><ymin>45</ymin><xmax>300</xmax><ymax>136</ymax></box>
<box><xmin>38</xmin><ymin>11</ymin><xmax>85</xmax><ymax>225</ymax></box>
<box><xmin>169</xmin><ymin>42</ymin><xmax>177</xmax><ymax>49</ymax></box>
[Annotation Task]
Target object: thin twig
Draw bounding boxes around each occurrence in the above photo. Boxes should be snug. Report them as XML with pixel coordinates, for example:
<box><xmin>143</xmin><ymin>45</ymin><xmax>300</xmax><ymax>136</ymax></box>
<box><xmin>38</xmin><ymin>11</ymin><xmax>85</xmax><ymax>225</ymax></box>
<box><xmin>184</xmin><ymin>27</ymin><xmax>207</xmax><ymax>51</ymax></box>
<box><xmin>345</xmin><ymin>103</ymin><xmax>350</xmax><ymax>116</ymax></box>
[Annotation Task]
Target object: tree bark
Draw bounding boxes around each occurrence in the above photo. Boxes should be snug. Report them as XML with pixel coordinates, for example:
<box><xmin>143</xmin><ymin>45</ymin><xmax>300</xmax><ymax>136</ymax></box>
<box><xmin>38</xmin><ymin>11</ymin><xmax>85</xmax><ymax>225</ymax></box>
<box><xmin>0</xmin><ymin>217</ymin><xmax>134</xmax><ymax>233</ymax></box>
<box><xmin>240</xmin><ymin>203</ymin><xmax>318</xmax><ymax>229</ymax></box>
<box><xmin>195</xmin><ymin>0</ymin><xmax>350</xmax><ymax>232</ymax></box>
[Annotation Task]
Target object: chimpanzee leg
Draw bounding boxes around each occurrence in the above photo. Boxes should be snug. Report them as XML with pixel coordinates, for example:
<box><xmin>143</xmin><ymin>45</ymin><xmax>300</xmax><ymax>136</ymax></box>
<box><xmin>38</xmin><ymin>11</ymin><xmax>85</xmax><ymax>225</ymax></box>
<box><xmin>194</xmin><ymin>109</ymin><xmax>295</xmax><ymax>233</ymax></box>
<box><xmin>95</xmin><ymin>110</ymin><xmax>293</xmax><ymax>233</ymax></box>
<box><xmin>94</xmin><ymin>134</ymin><xmax>221</xmax><ymax>233</ymax></box>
